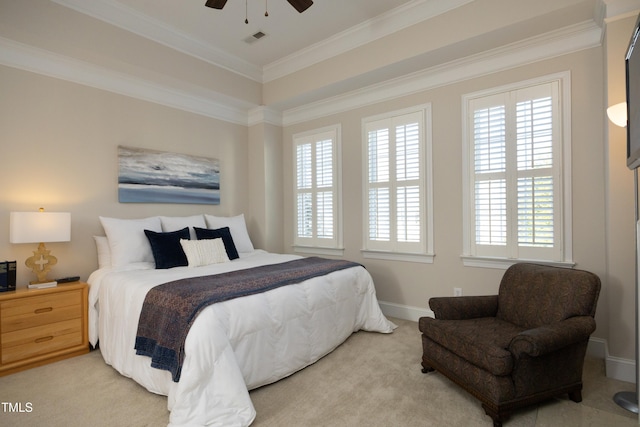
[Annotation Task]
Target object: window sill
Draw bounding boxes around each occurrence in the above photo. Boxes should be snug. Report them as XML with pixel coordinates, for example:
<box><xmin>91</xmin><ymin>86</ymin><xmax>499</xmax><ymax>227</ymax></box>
<box><xmin>362</xmin><ymin>250</ymin><xmax>434</xmax><ymax>264</ymax></box>
<box><xmin>460</xmin><ymin>255</ymin><xmax>575</xmax><ymax>270</ymax></box>
<box><xmin>293</xmin><ymin>246</ymin><xmax>345</xmax><ymax>257</ymax></box>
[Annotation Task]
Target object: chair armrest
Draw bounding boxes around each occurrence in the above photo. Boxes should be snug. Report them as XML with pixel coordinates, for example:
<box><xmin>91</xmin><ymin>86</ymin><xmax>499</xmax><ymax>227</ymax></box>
<box><xmin>509</xmin><ymin>316</ymin><xmax>596</xmax><ymax>358</ymax></box>
<box><xmin>429</xmin><ymin>295</ymin><xmax>498</xmax><ymax>320</ymax></box>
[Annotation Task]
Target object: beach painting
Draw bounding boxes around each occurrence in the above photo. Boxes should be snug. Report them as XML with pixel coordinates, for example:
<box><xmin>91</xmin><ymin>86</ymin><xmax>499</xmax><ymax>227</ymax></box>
<box><xmin>118</xmin><ymin>146</ymin><xmax>220</xmax><ymax>204</ymax></box>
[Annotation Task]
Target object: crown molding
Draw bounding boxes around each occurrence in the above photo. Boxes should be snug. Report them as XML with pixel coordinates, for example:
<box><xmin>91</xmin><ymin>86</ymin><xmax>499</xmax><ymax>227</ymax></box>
<box><xmin>51</xmin><ymin>0</ymin><xmax>263</xmax><ymax>83</ymax></box>
<box><xmin>0</xmin><ymin>19</ymin><xmax>604</xmax><ymax>129</ymax></box>
<box><xmin>602</xmin><ymin>0</ymin><xmax>640</xmax><ymax>22</ymax></box>
<box><xmin>0</xmin><ymin>37</ymin><xmax>254</xmax><ymax>126</ymax></box>
<box><xmin>282</xmin><ymin>20</ymin><xmax>602</xmax><ymax>126</ymax></box>
<box><xmin>262</xmin><ymin>0</ymin><xmax>475</xmax><ymax>82</ymax></box>
<box><xmin>248</xmin><ymin>107</ymin><xmax>284</xmax><ymax>127</ymax></box>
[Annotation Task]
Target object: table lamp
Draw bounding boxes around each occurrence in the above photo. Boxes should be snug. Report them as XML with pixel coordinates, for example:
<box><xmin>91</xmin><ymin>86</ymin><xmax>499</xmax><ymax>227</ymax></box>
<box><xmin>10</xmin><ymin>209</ymin><xmax>71</xmax><ymax>285</ymax></box>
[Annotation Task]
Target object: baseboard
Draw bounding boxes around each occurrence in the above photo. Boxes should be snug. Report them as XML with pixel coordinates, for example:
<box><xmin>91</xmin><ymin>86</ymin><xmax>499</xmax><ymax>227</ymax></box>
<box><xmin>379</xmin><ymin>301</ymin><xmax>636</xmax><ymax>384</ymax></box>
<box><xmin>379</xmin><ymin>300</ymin><xmax>433</xmax><ymax>322</ymax></box>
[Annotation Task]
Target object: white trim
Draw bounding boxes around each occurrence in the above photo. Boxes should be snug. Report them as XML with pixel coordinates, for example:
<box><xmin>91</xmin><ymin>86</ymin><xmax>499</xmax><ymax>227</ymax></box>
<box><xmin>587</xmin><ymin>337</ymin><xmax>607</xmax><ymax>359</ymax></box>
<box><xmin>460</xmin><ymin>256</ymin><xmax>576</xmax><ymax>270</ymax></box>
<box><xmin>362</xmin><ymin>250</ymin><xmax>435</xmax><ymax>264</ymax></box>
<box><xmin>248</xmin><ymin>107</ymin><xmax>283</xmax><ymax>127</ymax></box>
<box><xmin>594</xmin><ymin>335</ymin><xmax>636</xmax><ymax>383</ymax></box>
<box><xmin>292</xmin><ymin>246</ymin><xmax>345</xmax><ymax>257</ymax></box>
<box><xmin>282</xmin><ymin>21</ymin><xmax>600</xmax><ymax>126</ymax></box>
<box><xmin>603</xmin><ymin>0</ymin><xmax>640</xmax><ymax>22</ymax></box>
<box><xmin>606</xmin><ymin>354</ymin><xmax>637</xmax><ymax>383</ymax></box>
<box><xmin>379</xmin><ymin>301</ymin><xmax>633</xmax><ymax>382</ymax></box>
<box><xmin>0</xmin><ymin>37</ymin><xmax>253</xmax><ymax>125</ymax></box>
<box><xmin>378</xmin><ymin>300</ymin><xmax>434</xmax><ymax>322</ymax></box>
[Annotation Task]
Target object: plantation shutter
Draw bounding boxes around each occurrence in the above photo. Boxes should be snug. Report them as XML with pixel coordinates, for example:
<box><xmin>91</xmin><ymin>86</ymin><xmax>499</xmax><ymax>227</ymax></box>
<box><xmin>294</xmin><ymin>127</ymin><xmax>339</xmax><ymax>248</ymax></box>
<box><xmin>365</xmin><ymin>110</ymin><xmax>424</xmax><ymax>253</ymax></box>
<box><xmin>469</xmin><ymin>81</ymin><xmax>561</xmax><ymax>261</ymax></box>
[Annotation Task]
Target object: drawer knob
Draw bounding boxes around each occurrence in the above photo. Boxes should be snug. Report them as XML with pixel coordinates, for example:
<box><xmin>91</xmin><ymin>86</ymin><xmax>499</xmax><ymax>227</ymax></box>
<box><xmin>34</xmin><ymin>307</ymin><xmax>53</xmax><ymax>314</ymax></box>
<box><xmin>35</xmin><ymin>336</ymin><xmax>54</xmax><ymax>343</ymax></box>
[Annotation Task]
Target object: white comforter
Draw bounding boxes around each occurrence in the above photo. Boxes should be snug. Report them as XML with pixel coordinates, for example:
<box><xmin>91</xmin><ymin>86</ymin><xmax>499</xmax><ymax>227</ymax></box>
<box><xmin>88</xmin><ymin>250</ymin><xmax>395</xmax><ymax>427</ymax></box>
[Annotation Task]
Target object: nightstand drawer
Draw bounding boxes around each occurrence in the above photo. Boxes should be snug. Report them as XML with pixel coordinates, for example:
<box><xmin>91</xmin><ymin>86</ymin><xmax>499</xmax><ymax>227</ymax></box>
<box><xmin>1</xmin><ymin>318</ymin><xmax>83</xmax><ymax>364</ymax></box>
<box><xmin>1</xmin><ymin>291</ymin><xmax>82</xmax><ymax>333</ymax></box>
<box><xmin>0</xmin><ymin>282</ymin><xmax>89</xmax><ymax>376</ymax></box>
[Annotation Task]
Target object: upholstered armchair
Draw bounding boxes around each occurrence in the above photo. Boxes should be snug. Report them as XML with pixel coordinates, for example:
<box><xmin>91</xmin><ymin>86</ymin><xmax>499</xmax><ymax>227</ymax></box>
<box><xmin>418</xmin><ymin>263</ymin><xmax>601</xmax><ymax>427</ymax></box>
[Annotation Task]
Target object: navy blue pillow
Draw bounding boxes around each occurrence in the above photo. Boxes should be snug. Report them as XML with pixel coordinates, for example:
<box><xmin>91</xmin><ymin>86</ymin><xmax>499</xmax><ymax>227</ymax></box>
<box><xmin>144</xmin><ymin>227</ymin><xmax>190</xmax><ymax>269</ymax></box>
<box><xmin>194</xmin><ymin>227</ymin><xmax>239</xmax><ymax>260</ymax></box>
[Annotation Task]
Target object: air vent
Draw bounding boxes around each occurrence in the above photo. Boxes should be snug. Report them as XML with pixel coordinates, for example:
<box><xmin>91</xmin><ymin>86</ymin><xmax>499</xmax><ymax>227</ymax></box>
<box><xmin>244</xmin><ymin>31</ymin><xmax>267</xmax><ymax>44</ymax></box>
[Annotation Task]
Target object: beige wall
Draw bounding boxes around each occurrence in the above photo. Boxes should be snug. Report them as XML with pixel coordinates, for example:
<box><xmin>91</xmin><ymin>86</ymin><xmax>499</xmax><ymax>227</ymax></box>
<box><xmin>605</xmin><ymin>15</ymin><xmax>639</xmax><ymax>362</ymax></box>
<box><xmin>282</xmin><ymin>47</ymin><xmax>610</xmax><ymax>341</ymax></box>
<box><xmin>0</xmin><ymin>65</ymin><xmax>249</xmax><ymax>285</ymax></box>
<box><xmin>248</xmin><ymin>121</ymin><xmax>284</xmax><ymax>252</ymax></box>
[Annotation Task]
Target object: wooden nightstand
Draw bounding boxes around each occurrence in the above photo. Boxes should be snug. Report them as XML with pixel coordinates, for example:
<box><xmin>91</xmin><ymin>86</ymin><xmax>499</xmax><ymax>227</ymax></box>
<box><xmin>0</xmin><ymin>281</ymin><xmax>89</xmax><ymax>376</ymax></box>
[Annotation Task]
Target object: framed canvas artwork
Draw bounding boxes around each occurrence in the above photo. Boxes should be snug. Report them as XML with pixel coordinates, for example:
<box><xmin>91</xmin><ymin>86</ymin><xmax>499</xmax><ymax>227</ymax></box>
<box><xmin>118</xmin><ymin>146</ymin><xmax>220</xmax><ymax>204</ymax></box>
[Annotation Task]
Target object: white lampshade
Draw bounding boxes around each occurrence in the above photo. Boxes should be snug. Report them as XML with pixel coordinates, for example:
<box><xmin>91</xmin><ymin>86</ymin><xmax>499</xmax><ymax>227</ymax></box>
<box><xmin>10</xmin><ymin>211</ymin><xmax>71</xmax><ymax>244</ymax></box>
<box><xmin>607</xmin><ymin>102</ymin><xmax>628</xmax><ymax>128</ymax></box>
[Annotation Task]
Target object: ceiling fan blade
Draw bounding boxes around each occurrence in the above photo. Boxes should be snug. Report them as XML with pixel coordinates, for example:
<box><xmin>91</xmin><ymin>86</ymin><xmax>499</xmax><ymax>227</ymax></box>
<box><xmin>205</xmin><ymin>0</ymin><xmax>228</xmax><ymax>9</ymax></box>
<box><xmin>287</xmin><ymin>0</ymin><xmax>313</xmax><ymax>13</ymax></box>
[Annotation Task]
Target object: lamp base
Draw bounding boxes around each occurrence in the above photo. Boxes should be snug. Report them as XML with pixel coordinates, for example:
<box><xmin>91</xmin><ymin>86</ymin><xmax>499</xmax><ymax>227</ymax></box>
<box><xmin>25</xmin><ymin>242</ymin><xmax>58</xmax><ymax>284</ymax></box>
<box><xmin>613</xmin><ymin>391</ymin><xmax>639</xmax><ymax>413</ymax></box>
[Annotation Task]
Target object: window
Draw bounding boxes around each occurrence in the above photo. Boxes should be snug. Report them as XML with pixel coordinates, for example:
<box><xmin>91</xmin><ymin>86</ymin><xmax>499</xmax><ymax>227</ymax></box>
<box><xmin>462</xmin><ymin>73</ymin><xmax>572</xmax><ymax>267</ymax></box>
<box><xmin>362</xmin><ymin>105</ymin><xmax>434</xmax><ymax>263</ymax></box>
<box><xmin>293</xmin><ymin>125</ymin><xmax>342</xmax><ymax>254</ymax></box>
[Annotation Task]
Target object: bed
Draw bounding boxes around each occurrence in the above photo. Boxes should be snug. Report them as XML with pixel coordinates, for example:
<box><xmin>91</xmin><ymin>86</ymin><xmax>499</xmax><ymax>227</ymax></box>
<box><xmin>87</xmin><ymin>214</ymin><xmax>396</xmax><ymax>427</ymax></box>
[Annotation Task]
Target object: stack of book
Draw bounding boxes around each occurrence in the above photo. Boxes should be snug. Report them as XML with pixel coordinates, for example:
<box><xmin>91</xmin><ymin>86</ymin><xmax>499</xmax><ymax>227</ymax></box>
<box><xmin>28</xmin><ymin>280</ymin><xmax>57</xmax><ymax>289</ymax></box>
<box><xmin>0</xmin><ymin>261</ymin><xmax>17</xmax><ymax>292</ymax></box>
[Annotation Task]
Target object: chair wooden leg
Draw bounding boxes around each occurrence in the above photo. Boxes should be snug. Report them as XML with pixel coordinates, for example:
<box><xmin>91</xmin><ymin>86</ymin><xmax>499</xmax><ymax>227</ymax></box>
<box><xmin>569</xmin><ymin>389</ymin><xmax>582</xmax><ymax>403</ymax></box>
<box><xmin>421</xmin><ymin>361</ymin><xmax>435</xmax><ymax>373</ymax></box>
<box><xmin>482</xmin><ymin>403</ymin><xmax>506</xmax><ymax>427</ymax></box>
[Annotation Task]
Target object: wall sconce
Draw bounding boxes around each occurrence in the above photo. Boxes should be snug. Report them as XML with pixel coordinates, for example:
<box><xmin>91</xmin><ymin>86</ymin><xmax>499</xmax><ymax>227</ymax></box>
<box><xmin>10</xmin><ymin>208</ymin><xmax>71</xmax><ymax>286</ymax></box>
<box><xmin>607</xmin><ymin>102</ymin><xmax>628</xmax><ymax>127</ymax></box>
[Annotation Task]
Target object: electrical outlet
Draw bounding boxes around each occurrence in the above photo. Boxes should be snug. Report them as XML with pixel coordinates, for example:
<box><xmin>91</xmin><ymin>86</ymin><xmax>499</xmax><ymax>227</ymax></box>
<box><xmin>454</xmin><ymin>288</ymin><xmax>463</xmax><ymax>297</ymax></box>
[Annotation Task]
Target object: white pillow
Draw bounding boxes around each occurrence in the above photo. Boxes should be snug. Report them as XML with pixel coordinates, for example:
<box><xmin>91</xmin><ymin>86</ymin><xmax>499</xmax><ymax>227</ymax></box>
<box><xmin>204</xmin><ymin>214</ymin><xmax>254</xmax><ymax>253</ymax></box>
<box><xmin>180</xmin><ymin>238</ymin><xmax>229</xmax><ymax>267</ymax></box>
<box><xmin>160</xmin><ymin>215</ymin><xmax>206</xmax><ymax>240</ymax></box>
<box><xmin>93</xmin><ymin>235</ymin><xmax>111</xmax><ymax>269</ymax></box>
<box><xmin>99</xmin><ymin>216</ymin><xmax>162</xmax><ymax>267</ymax></box>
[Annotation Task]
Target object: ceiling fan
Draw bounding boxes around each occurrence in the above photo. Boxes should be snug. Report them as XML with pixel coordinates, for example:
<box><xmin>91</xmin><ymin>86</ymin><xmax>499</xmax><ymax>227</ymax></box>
<box><xmin>205</xmin><ymin>0</ymin><xmax>313</xmax><ymax>14</ymax></box>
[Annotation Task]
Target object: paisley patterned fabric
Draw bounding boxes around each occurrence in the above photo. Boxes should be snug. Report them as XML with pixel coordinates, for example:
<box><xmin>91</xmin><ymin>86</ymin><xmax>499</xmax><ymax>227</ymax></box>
<box><xmin>419</xmin><ymin>263</ymin><xmax>601</xmax><ymax>426</ymax></box>
<box><xmin>429</xmin><ymin>295</ymin><xmax>498</xmax><ymax>320</ymax></box>
<box><xmin>419</xmin><ymin>317</ymin><xmax>523</xmax><ymax>375</ymax></box>
<box><xmin>421</xmin><ymin>335</ymin><xmax>516</xmax><ymax>402</ymax></box>
<box><xmin>496</xmin><ymin>263</ymin><xmax>600</xmax><ymax>329</ymax></box>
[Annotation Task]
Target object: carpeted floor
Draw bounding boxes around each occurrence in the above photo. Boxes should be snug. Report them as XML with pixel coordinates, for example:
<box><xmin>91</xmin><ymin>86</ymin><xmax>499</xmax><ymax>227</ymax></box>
<box><xmin>0</xmin><ymin>318</ymin><xmax>636</xmax><ymax>426</ymax></box>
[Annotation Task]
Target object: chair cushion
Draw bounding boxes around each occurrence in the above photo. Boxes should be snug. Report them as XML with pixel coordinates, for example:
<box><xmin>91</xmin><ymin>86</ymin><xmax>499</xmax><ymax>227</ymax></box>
<box><xmin>497</xmin><ymin>263</ymin><xmax>601</xmax><ymax>329</ymax></box>
<box><xmin>419</xmin><ymin>317</ymin><xmax>525</xmax><ymax>376</ymax></box>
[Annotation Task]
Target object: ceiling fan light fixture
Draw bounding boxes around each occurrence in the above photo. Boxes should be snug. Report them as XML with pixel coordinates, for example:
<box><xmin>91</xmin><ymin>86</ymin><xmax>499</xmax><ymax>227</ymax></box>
<box><xmin>287</xmin><ymin>0</ymin><xmax>313</xmax><ymax>13</ymax></box>
<box><xmin>204</xmin><ymin>0</ymin><xmax>313</xmax><ymax>14</ymax></box>
<box><xmin>204</xmin><ymin>0</ymin><xmax>228</xmax><ymax>9</ymax></box>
